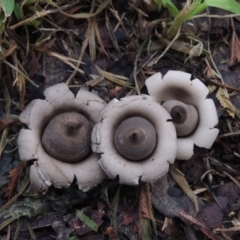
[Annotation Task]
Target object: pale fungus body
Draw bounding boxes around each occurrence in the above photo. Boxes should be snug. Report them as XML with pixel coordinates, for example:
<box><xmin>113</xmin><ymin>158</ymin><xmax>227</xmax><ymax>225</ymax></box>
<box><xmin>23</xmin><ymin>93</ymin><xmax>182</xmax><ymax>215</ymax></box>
<box><xmin>145</xmin><ymin>70</ymin><xmax>219</xmax><ymax>160</ymax></box>
<box><xmin>17</xmin><ymin>83</ymin><xmax>107</xmax><ymax>192</ymax></box>
<box><xmin>162</xmin><ymin>100</ymin><xmax>199</xmax><ymax>137</ymax></box>
<box><xmin>91</xmin><ymin>95</ymin><xmax>177</xmax><ymax>185</ymax></box>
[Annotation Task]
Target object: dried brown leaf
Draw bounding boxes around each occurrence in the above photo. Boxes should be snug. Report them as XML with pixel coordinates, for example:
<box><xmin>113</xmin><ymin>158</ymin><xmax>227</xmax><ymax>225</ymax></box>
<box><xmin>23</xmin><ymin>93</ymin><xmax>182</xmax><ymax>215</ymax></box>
<box><xmin>230</xmin><ymin>19</ymin><xmax>240</xmax><ymax>65</ymax></box>
<box><xmin>216</xmin><ymin>87</ymin><xmax>236</xmax><ymax>118</ymax></box>
<box><xmin>140</xmin><ymin>184</ymin><xmax>157</xmax><ymax>235</ymax></box>
<box><xmin>170</xmin><ymin>165</ymin><xmax>199</xmax><ymax>213</ymax></box>
<box><xmin>5</xmin><ymin>164</ymin><xmax>24</xmax><ymax>200</ymax></box>
<box><xmin>96</xmin><ymin>66</ymin><xmax>132</xmax><ymax>87</ymax></box>
<box><xmin>197</xmin><ymin>196</ymin><xmax>228</xmax><ymax>229</ymax></box>
<box><xmin>92</xmin><ymin>18</ymin><xmax>109</xmax><ymax>58</ymax></box>
<box><xmin>140</xmin><ymin>187</ymin><xmax>151</xmax><ymax>219</ymax></box>
<box><xmin>12</xmin><ymin>53</ymin><xmax>26</xmax><ymax>110</ymax></box>
<box><xmin>47</xmin><ymin>0</ymin><xmax>110</xmax><ymax>19</ymax></box>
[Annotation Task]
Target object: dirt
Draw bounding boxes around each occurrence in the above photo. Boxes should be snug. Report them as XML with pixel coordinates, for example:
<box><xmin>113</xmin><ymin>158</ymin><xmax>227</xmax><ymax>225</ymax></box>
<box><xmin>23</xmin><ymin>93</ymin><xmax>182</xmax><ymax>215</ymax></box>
<box><xmin>0</xmin><ymin>0</ymin><xmax>240</xmax><ymax>239</ymax></box>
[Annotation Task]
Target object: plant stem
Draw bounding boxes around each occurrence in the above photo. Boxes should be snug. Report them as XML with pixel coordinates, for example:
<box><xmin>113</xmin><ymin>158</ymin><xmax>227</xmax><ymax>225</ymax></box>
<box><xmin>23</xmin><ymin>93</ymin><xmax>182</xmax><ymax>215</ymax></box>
<box><xmin>166</xmin><ymin>1</ymin><xmax>199</xmax><ymax>40</ymax></box>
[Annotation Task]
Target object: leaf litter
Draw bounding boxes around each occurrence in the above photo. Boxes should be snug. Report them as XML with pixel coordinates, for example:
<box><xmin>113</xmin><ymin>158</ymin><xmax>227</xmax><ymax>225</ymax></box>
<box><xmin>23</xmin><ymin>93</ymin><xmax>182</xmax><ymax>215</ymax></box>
<box><xmin>1</xmin><ymin>0</ymin><xmax>240</xmax><ymax>239</ymax></box>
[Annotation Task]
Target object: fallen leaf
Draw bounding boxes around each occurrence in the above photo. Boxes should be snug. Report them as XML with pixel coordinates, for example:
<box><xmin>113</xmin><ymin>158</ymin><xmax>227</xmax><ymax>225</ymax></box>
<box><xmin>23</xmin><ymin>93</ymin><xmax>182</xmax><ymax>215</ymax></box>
<box><xmin>230</xmin><ymin>19</ymin><xmax>240</xmax><ymax>65</ymax></box>
<box><xmin>152</xmin><ymin>175</ymin><xmax>184</xmax><ymax>220</ymax></box>
<box><xmin>197</xmin><ymin>196</ymin><xmax>228</xmax><ymax>229</ymax></box>
<box><xmin>5</xmin><ymin>163</ymin><xmax>25</xmax><ymax>199</ymax></box>
<box><xmin>217</xmin><ymin>182</ymin><xmax>240</xmax><ymax>205</ymax></box>
<box><xmin>170</xmin><ymin>165</ymin><xmax>199</xmax><ymax>213</ymax></box>
<box><xmin>216</xmin><ymin>87</ymin><xmax>236</xmax><ymax>118</ymax></box>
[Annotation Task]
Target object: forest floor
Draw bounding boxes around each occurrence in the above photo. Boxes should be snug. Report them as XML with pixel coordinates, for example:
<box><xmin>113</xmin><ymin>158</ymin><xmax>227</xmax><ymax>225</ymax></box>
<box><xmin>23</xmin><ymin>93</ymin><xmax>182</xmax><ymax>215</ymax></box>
<box><xmin>1</xmin><ymin>0</ymin><xmax>240</xmax><ymax>239</ymax></box>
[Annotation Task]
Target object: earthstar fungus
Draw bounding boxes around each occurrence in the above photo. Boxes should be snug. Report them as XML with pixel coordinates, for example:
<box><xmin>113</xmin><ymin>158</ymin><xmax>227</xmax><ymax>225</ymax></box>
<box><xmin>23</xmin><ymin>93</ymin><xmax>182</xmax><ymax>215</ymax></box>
<box><xmin>91</xmin><ymin>95</ymin><xmax>177</xmax><ymax>185</ymax></box>
<box><xmin>162</xmin><ymin>100</ymin><xmax>198</xmax><ymax>137</ymax></box>
<box><xmin>145</xmin><ymin>70</ymin><xmax>219</xmax><ymax>160</ymax></box>
<box><xmin>114</xmin><ymin>116</ymin><xmax>157</xmax><ymax>161</ymax></box>
<box><xmin>17</xmin><ymin>83</ymin><xmax>107</xmax><ymax>192</ymax></box>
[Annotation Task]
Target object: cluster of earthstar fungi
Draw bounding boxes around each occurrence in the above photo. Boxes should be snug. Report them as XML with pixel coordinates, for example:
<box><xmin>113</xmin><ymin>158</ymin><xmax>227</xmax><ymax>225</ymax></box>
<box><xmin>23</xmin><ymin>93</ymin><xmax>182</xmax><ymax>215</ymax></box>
<box><xmin>17</xmin><ymin>70</ymin><xmax>219</xmax><ymax>192</ymax></box>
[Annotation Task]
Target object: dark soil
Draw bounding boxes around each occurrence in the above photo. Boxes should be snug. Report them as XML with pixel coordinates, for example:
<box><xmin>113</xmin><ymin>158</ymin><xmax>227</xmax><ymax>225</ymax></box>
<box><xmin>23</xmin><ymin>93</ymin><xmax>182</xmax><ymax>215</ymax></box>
<box><xmin>1</xmin><ymin>1</ymin><xmax>240</xmax><ymax>239</ymax></box>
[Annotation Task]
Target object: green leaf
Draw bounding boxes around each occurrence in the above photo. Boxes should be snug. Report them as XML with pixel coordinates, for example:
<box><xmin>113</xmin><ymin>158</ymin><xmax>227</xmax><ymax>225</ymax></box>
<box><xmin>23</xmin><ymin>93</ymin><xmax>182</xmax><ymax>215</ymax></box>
<box><xmin>141</xmin><ymin>218</ymin><xmax>152</xmax><ymax>240</ymax></box>
<box><xmin>1</xmin><ymin>0</ymin><xmax>15</xmax><ymax>17</ymax></box>
<box><xmin>187</xmin><ymin>0</ymin><xmax>240</xmax><ymax>20</ymax></box>
<box><xmin>68</xmin><ymin>237</ymin><xmax>77</xmax><ymax>240</ymax></box>
<box><xmin>162</xmin><ymin>0</ymin><xmax>179</xmax><ymax>17</ymax></box>
<box><xmin>186</xmin><ymin>2</ymin><xmax>208</xmax><ymax>19</ymax></box>
<box><xmin>0</xmin><ymin>12</ymin><xmax>5</xmax><ymax>35</ymax></box>
<box><xmin>75</xmin><ymin>210</ymin><xmax>99</xmax><ymax>232</ymax></box>
<box><xmin>13</xmin><ymin>3</ymin><xmax>21</xmax><ymax>20</ymax></box>
<box><xmin>205</xmin><ymin>0</ymin><xmax>240</xmax><ymax>14</ymax></box>
<box><xmin>154</xmin><ymin>0</ymin><xmax>179</xmax><ymax>16</ymax></box>
<box><xmin>153</xmin><ymin>0</ymin><xmax>163</xmax><ymax>11</ymax></box>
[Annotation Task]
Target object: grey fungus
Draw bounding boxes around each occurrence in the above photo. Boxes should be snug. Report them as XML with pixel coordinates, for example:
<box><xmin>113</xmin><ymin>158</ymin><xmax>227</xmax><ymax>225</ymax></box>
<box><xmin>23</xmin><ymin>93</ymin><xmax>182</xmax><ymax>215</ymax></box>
<box><xmin>42</xmin><ymin>112</ymin><xmax>92</xmax><ymax>163</ymax></box>
<box><xmin>145</xmin><ymin>70</ymin><xmax>219</xmax><ymax>160</ymax></box>
<box><xmin>17</xmin><ymin>70</ymin><xmax>219</xmax><ymax>190</ymax></box>
<box><xmin>17</xmin><ymin>83</ymin><xmax>107</xmax><ymax>192</ymax></box>
<box><xmin>91</xmin><ymin>95</ymin><xmax>177</xmax><ymax>185</ymax></box>
<box><xmin>114</xmin><ymin>116</ymin><xmax>157</xmax><ymax>161</ymax></box>
<box><xmin>163</xmin><ymin>100</ymin><xmax>199</xmax><ymax>137</ymax></box>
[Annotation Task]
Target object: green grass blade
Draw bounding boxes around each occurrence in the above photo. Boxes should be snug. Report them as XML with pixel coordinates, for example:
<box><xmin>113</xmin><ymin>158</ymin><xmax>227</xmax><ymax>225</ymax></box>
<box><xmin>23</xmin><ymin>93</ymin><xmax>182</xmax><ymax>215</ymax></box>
<box><xmin>205</xmin><ymin>0</ymin><xmax>240</xmax><ymax>13</ymax></box>
<box><xmin>186</xmin><ymin>2</ymin><xmax>208</xmax><ymax>19</ymax></box>
<box><xmin>75</xmin><ymin>210</ymin><xmax>99</xmax><ymax>232</ymax></box>
<box><xmin>0</xmin><ymin>216</ymin><xmax>19</xmax><ymax>231</ymax></box>
<box><xmin>13</xmin><ymin>3</ymin><xmax>22</xmax><ymax>20</ymax></box>
<box><xmin>154</xmin><ymin>0</ymin><xmax>179</xmax><ymax>17</ymax></box>
<box><xmin>162</xmin><ymin>0</ymin><xmax>179</xmax><ymax>17</ymax></box>
<box><xmin>153</xmin><ymin>0</ymin><xmax>162</xmax><ymax>11</ymax></box>
<box><xmin>0</xmin><ymin>12</ymin><xmax>5</xmax><ymax>35</ymax></box>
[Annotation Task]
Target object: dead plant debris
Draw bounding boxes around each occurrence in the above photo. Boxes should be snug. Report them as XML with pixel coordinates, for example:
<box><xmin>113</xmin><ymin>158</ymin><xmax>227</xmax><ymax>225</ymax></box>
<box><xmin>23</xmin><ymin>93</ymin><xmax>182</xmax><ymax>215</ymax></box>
<box><xmin>1</xmin><ymin>0</ymin><xmax>240</xmax><ymax>239</ymax></box>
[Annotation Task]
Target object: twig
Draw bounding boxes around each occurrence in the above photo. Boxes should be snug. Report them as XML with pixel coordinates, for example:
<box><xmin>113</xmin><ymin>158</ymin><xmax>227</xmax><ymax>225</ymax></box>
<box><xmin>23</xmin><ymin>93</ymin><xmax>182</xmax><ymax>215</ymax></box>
<box><xmin>205</xmin><ymin>79</ymin><xmax>240</xmax><ymax>93</ymax></box>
